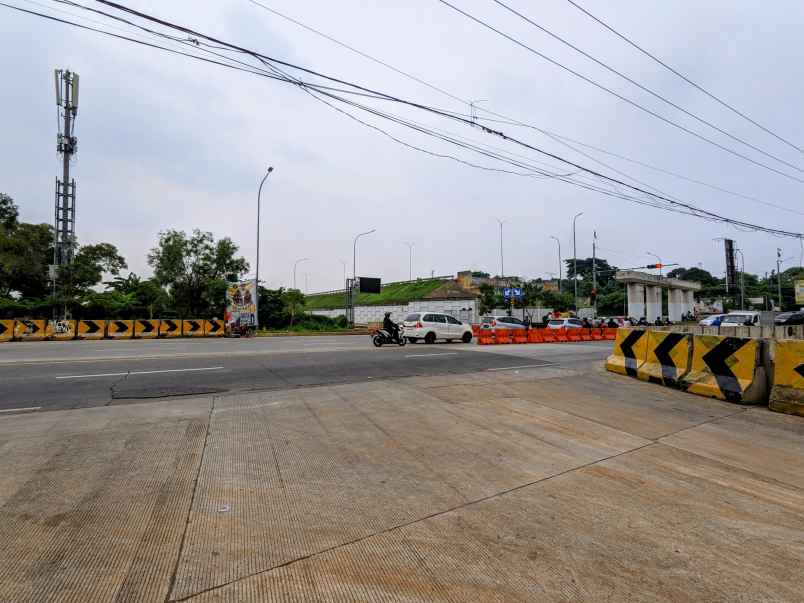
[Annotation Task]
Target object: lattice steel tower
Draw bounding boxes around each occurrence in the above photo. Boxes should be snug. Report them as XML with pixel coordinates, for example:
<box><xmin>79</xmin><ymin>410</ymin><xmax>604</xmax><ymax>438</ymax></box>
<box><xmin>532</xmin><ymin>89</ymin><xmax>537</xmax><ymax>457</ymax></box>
<box><xmin>54</xmin><ymin>69</ymin><xmax>79</xmax><ymax>268</ymax></box>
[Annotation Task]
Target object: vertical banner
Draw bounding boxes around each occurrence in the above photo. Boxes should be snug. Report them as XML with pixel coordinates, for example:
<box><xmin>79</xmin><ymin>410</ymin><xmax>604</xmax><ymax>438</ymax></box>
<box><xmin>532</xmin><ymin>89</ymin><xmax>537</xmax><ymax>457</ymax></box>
<box><xmin>225</xmin><ymin>280</ymin><xmax>258</xmax><ymax>328</ymax></box>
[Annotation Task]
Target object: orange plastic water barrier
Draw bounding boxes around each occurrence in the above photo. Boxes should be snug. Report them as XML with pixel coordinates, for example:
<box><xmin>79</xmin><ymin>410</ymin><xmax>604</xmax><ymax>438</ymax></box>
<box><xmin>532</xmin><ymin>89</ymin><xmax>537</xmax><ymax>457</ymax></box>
<box><xmin>495</xmin><ymin>328</ymin><xmax>512</xmax><ymax>344</ymax></box>
<box><xmin>528</xmin><ymin>329</ymin><xmax>544</xmax><ymax>343</ymax></box>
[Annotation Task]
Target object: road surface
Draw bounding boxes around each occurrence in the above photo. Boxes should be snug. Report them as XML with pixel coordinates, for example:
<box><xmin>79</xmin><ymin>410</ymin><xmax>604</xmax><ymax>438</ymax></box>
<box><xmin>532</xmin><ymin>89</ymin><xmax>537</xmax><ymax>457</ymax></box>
<box><xmin>0</xmin><ymin>335</ymin><xmax>610</xmax><ymax>411</ymax></box>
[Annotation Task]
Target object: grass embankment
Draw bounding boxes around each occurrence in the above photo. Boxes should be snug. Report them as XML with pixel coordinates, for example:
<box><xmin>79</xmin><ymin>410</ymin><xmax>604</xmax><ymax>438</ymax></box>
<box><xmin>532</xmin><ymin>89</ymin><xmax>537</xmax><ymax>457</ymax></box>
<box><xmin>304</xmin><ymin>279</ymin><xmax>444</xmax><ymax>310</ymax></box>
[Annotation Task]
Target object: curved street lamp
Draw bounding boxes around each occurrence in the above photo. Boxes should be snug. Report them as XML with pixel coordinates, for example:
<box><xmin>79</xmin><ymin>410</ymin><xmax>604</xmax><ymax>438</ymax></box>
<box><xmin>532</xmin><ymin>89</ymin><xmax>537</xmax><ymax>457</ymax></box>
<box><xmin>549</xmin><ymin>235</ymin><xmax>562</xmax><ymax>293</ymax></box>
<box><xmin>572</xmin><ymin>212</ymin><xmax>584</xmax><ymax>305</ymax></box>
<box><xmin>353</xmin><ymin>229</ymin><xmax>376</xmax><ymax>280</ymax></box>
<box><xmin>293</xmin><ymin>257</ymin><xmax>309</xmax><ymax>290</ymax></box>
<box><xmin>646</xmin><ymin>251</ymin><xmax>663</xmax><ymax>275</ymax></box>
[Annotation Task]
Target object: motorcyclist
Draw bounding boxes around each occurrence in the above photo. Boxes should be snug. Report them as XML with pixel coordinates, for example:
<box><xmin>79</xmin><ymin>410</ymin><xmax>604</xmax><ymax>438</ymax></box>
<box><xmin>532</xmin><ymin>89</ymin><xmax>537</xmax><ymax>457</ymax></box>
<box><xmin>383</xmin><ymin>312</ymin><xmax>400</xmax><ymax>342</ymax></box>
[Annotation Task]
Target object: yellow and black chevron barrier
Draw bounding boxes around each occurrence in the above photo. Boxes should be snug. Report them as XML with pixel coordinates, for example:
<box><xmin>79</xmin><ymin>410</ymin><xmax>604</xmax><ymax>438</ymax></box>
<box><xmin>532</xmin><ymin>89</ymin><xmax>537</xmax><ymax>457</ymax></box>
<box><xmin>159</xmin><ymin>319</ymin><xmax>182</xmax><ymax>338</ymax></box>
<box><xmin>134</xmin><ymin>319</ymin><xmax>160</xmax><ymax>339</ymax></box>
<box><xmin>679</xmin><ymin>335</ymin><xmax>764</xmax><ymax>403</ymax></box>
<box><xmin>605</xmin><ymin>328</ymin><xmax>648</xmax><ymax>377</ymax></box>
<box><xmin>769</xmin><ymin>340</ymin><xmax>804</xmax><ymax>417</ymax></box>
<box><xmin>14</xmin><ymin>319</ymin><xmax>47</xmax><ymax>341</ymax></box>
<box><xmin>182</xmin><ymin>319</ymin><xmax>205</xmax><ymax>338</ymax></box>
<box><xmin>637</xmin><ymin>331</ymin><xmax>692</xmax><ymax>388</ymax></box>
<box><xmin>204</xmin><ymin>319</ymin><xmax>225</xmax><ymax>337</ymax></box>
<box><xmin>47</xmin><ymin>319</ymin><xmax>76</xmax><ymax>341</ymax></box>
<box><xmin>0</xmin><ymin>319</ymin><xmax>14</xmax><ymax>342</ymax></box>
<box><xmin>77</xmin><ymin>320</ymin><xmax>106</xmax><ymax>340</ymax></box>
<box><xmin>107</xmin><ymin>320</ymin><xmax>134</xmax><ymax>339</ymax></box>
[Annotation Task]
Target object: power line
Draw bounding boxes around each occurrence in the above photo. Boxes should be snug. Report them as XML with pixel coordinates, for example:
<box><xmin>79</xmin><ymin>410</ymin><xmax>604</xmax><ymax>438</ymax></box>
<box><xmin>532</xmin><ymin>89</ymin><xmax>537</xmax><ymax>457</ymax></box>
<box><xmin>490</xmin><ymin>0</ymin><xmax>804</xmax><ymax>175</ymax></box>
<box><xmin>564</xmin><ymin>0</ymin><xmax>804</xmax><ymax>157</ymax></box>
<box><xmin>6</xmin><ymin>0</ymin><xmax>803</xmax><ymax>239</ymax></box>
<box><xmin>242</xmin><ymin>0</ymin><xmax>804</xmax><ymax>217</ymax></box>
<box><xmin>436</xmin><ymin>0</ymin><xmax>804</xmax><ymax>185</ymax></box>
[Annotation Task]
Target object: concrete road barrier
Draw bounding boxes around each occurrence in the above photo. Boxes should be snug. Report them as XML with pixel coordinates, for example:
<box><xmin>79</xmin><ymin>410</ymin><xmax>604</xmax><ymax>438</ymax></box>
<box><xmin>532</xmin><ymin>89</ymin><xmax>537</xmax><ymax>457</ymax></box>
<box><xmin>637</xmin><ymin>331</ymin><xmax>692</xmax><ymax>388</ymax></box>
<box><xmin>14</xmin><ymin>319</ymin><xmax>47</xmax><ymax>341</ymax></box>
<box><xmin>134</xmin><ymin>319</ymin><xmax>160</xmax><ymax>339</ymax></box>
<box><xmin>769</xmin><ymin>340</ymin><xmax>804</xmax><ymax>417</ymax></box>
<box><xmin>159</xmin><ymin>319</ymin><xmax>181</xmax><ymax>338</ymax></box>
<box><xmin>204</xmin><ymin>319</ymin><xmax>225</xmax><ymax>337</ymax></box>
<box><xmin>679</xmin><ymin>335</ymin><xmax>765</xmax><ymax>404</ymax></box>
<box><xmin>107</xmin><ymin>320</ymin><xmax>134</xmax><ymax>339</ymax></box>
<box><xmin>47</xmin><ymin>319</ymin><xmax>76</xmax><ymax>341</ymax></box>
<box><xmin>182</xmin><ymin>319</ymin><xmax>205</xmax><ymax>338</ymax></box>
<box><xmin>0</xmin><ymin>319</ymin><xmax>14</xmax><ymax>342</ymax></box>
<box><xmin>77</xmin><ymin>319</ymin><xmax>106</xmax><ymax>340</ymax></box>
<box><xmin>605</xmin><ymin>328</ymin><xmax>648</xmax><ymax>377</ymax></box>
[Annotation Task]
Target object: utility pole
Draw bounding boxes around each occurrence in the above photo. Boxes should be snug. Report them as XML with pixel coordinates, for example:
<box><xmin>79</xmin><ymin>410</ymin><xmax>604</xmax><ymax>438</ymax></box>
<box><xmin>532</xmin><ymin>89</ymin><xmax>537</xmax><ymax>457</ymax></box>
<box><xmin>572</xmin><ymin>212</ymin><xmax>583</xmax><ymax>308</ymax></box>
<box><xmin>777</xmin><ymin>248</ymin><xmax>783</xmax><ymax>310</ymax></box>
<box><xmin>496</xmin><ymin>218</ymin><xmax>504</xmax><ymax>280</ymax></box>
<box><xmin>404</xmin><ymin>242</ymin><xmax>414</xmax><ymax>281</ymax></box>
<box><xmin>592</xmin><ymin>230</ymin><xmax>597</xmax><ymax>317</ymax></box>
<box><xmin>735</xmin><ymin>248</ymin><xmax>745</xmax><ymax>310</ymax></box>
<box><xmin>54</xmin><ymin>69</ymin><xmax>79</xmax><ymax>317</ymax></box>
<box><xmin>550</xmin><ymin>235</ymin><xmax>562</xmax><ymax>293</ymax></box>
<box><xmin>255</xmin><ymin>165</ymin><xmax>274</xmax><ymax>327</ymax></box>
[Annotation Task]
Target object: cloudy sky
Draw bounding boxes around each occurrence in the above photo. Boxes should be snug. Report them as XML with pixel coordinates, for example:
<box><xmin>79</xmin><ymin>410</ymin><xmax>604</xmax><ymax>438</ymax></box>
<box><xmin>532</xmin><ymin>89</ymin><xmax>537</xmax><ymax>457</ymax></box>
<box><xmin>2</xmin><ymin>0</ymin><xmax>803</xmax><ymax>292</ymax></box>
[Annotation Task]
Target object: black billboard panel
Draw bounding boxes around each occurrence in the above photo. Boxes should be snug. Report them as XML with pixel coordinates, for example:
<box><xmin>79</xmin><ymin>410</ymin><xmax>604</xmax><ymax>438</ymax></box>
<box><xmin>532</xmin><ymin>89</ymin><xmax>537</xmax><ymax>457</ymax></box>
<box><xmin>359</xmin><ymin>277</ymin><xmax>381</xmax><ymax>294</ymax></box>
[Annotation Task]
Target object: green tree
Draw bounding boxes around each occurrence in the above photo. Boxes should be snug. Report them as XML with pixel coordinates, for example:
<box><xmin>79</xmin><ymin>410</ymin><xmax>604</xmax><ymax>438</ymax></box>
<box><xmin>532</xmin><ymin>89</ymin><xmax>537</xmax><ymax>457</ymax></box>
<box><xmin>60</xmin><ymin>243</ymin><xmax>127</xmax><ymax>297</ymax></box>
<box><xmin>666</xmin><ymin>267</ymin><xmax>719</xmax><ymax>287</ymax></box>
<box><xmin>478</xmin><ymin>283</ymin><xmax>502</xmax><ymax>314</ymax></box>
<box><xmin>281</xmin><ymin>288</ymin><xmax>305</xmax><ymax>328</ymax></box>
<box><xmin>148</xmin><ymin>229</ymin><xmax>249</xmax><ymax>317</ymax></box>
<box><xmin>0</xmin><ymin>193</ymin><xmax>19</xmax><ymax>229</ymax></box>
<box><xmin>258</xmin><ymin>286</ymin><xmax>289</xmax><ymax>328</ymax></box>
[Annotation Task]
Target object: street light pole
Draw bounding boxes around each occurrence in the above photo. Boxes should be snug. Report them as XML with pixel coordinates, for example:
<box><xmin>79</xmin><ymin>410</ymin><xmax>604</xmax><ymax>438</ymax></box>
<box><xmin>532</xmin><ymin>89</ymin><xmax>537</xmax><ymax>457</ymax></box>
<box><xmin>353</xmin><ymin>229</ymin><xmax>376</xmax><ymax>280</ymax></box>
<box><xmin>777</xmin><ymin>248</ymin><xmax>782</xmax><ymax>310</ymax></box>
<box><xmin>646</xmin><ymin>251</ymin><xmax>663</xmax><ymax>275</ymax></box>
<box><xmin>404</xmin><ymin>242</ymin><xmax>414</xmax><ymax>281</ymax></box>
<box><xmin>255</xmin><ymin>166</ymin><xmax>274</xmax><ymax>324</ymax></box>
<box><xmin>293</xmin><ymin>257</ymin><xmax>309</xmax><ymax>290</ymax></box>
<box><xmin>496</xmin><ymin>218</ymin><xmax>504</xmax><ymax>279</ymax></box>
<box><xmin>572</xmin><ymin>212</ymin><xmax>583</xmax><ymax>306</ymax></box>
<box><xmin>735</xmin><ymin>248</ymin><xmax>745</xmax><ymax>310</ymax></box>
<box><xmin>549</xmin><ymin>235</ymin><xmax>562</xmax><ymax>293</ymax></box>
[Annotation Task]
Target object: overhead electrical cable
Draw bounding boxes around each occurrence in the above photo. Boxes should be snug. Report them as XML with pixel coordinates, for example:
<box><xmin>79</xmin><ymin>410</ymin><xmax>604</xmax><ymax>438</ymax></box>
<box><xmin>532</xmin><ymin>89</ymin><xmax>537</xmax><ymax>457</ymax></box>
<box><xmin>3</xmin><ymin>0</ymin><xmax>802</xmax><ymax>239</ymax></box>
<box><xmin>564</xmin><ymin>0</ymin><xmax>804</xmax><ymax>156</ymax></box>
<box><xmin>435</xmin><ymin>0</ymin><xmax>804</xmax><ymax>184</ymax></box>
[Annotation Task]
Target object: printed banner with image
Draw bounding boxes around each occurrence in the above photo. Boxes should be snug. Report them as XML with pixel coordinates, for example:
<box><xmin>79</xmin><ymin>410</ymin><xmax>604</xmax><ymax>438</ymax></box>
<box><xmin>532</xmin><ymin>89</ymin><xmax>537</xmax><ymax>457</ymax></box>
<box><xmin>225</xmin><ymin>280</ymin><xmax>258</xmax><ymax>327</ymax></box>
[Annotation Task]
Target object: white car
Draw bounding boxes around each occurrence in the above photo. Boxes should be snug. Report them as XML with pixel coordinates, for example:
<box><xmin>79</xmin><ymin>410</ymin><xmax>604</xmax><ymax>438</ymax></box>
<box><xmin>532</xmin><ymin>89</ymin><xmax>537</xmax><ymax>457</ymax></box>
<box><xmin>403</xmin><ymin>312</ymin><xmax>473</xmax><ymax>344</ymax></box>
<box><xmin>480</xmin><ymin>315</ymin><xmax>527</xmax><ymax>330</ymax></box>
<box><xmin>698</xmin><ymin>314</ymin><xmax>726</xmax><ymax>326</ymax></box>
<box><xmin>547</xmin><ymin>318</ymin><xmax>584</xmax><ymax>329</ymax></box>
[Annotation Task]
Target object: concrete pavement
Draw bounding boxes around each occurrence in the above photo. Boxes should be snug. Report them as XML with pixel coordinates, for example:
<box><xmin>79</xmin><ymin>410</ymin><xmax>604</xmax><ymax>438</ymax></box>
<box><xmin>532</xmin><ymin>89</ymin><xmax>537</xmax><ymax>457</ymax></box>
<box><xmin>0</xmin><ymin>339</ymin><xmax>802</xmax><ymax>602</ymax></box>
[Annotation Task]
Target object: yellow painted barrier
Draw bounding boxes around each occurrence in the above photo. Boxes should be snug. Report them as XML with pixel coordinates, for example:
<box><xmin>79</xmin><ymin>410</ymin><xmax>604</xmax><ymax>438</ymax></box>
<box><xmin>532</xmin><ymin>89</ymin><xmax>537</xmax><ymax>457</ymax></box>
<box><xmin>182</xmin><ymin>319</ymin><xmax>205</xmax><ymax>338</ymax></box>
<box><xmin>14</xmin><ymin>319</ymin><xmax>47</xmax><ymax>341</ymax></box>
<box><xmin>679</xmin><ymin>335</ymin><xmax>763</xmax><ymax>403</ymax></box>
<box><xmin>77</xmin><ymin>319</ymin><xmax>106</xmax><ymax>339</ymax></box>
<box><xmin>637</xmin><ymin>330</ymin><xmax>691</xmax><ymax>388</ymax></box>
<box><xmin>204</xmin><ymin>319</ymin><xmax>224</xmax><ymax>337</ymax></box>
<box><xmin>107</xmin><ymin>320</ymin><xmax>134</xmax><ymax>339</ymax></box>
<box><xmin>0</xmin><ymin>319</ymin><xmax>14</xmax><ymax>342</ymax></box>
<box><xmin>605</xmin><ymin>328</ymin><xmax>648</xmax><ymax>377</ymax></box>
<box><xmin>134</xmin><ymin>319</ymin><xmax>160</xmax><ymax>339</ymax></box>
<box><xmin>769</xmin><ymin>340</ymin><xmax>804</xmax><ymax>417</ymax></box>
<box><xmin>47</xmin><ymin>319</ymin><xmax>76</xmax><ymax>341</ymax></box>
<box><xmin>159</xmin><ymin>319</ymin><xmax>181</xmax><ymax>338</ymax></box>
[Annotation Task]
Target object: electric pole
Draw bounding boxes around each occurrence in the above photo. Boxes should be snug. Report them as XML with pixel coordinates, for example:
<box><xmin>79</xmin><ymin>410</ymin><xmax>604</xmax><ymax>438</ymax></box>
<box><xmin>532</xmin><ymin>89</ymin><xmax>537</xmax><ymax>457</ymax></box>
<box><xmin>592</xmin><ymin>230</ymin><xmax>597</xmax><ymax>317</ymax></box>
<box><xmin>777</xmin><ymin>248</ymin><xmax>783</xmax><ymax>310</ymax></box>
<box><xmin>54</xmin><ymin>69</ymin><xmax>79</xmax><ymax>318</ymax></box>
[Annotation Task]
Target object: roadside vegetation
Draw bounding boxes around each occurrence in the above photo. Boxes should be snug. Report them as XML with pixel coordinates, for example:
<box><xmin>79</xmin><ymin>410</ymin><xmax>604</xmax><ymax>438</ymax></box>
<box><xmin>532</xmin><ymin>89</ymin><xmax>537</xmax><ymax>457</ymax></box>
<box><xmin>305</xmin><ymin>278</ymin><xmax>444</xmax><ymax>310</ymax></box>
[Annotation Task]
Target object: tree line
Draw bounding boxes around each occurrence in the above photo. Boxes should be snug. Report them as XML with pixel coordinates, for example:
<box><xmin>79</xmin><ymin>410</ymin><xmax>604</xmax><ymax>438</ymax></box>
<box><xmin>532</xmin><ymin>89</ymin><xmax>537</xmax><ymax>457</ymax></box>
<box><xmin>0</xmin><ymin>193</ymin><xmax>322</xmax><ymax>326</ymax></box>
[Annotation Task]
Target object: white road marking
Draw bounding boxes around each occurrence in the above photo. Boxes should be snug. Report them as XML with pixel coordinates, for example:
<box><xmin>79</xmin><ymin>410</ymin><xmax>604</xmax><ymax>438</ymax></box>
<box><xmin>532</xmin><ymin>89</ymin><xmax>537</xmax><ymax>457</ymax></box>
<box><xmin>405</xmin><ymin>352</ymin><xmax>459</xmax><ymax>358</ymax></box>
<box><xmin>56</xmin><ymin>366</ymin><xmax>225</xmax><ymax>379</ymax></box>
<box><xmin>486</xmin><ymin>364</ymin><xmax>547</xmax><ymax>371</ymax></box>
<box><xmin>0</xmin><ymin>406</ymin><xmax>41</xmax><ymax>413</ymax></box>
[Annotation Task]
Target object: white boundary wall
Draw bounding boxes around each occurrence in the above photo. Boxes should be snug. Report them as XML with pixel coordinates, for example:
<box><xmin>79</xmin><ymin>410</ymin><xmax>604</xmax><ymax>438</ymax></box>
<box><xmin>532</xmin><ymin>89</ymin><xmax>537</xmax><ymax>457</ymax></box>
<box><xmin>311</xmin><ymin>299</ymin><xmax>478</xmax><ymax>325</ymax></box>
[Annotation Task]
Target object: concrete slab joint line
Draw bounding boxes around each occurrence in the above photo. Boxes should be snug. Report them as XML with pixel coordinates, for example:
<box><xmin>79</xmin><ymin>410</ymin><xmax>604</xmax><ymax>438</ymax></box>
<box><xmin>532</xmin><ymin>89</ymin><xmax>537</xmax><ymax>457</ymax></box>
<box><xmin>165</xmin><ymin>395</ymin><xmax>217</xmax><ymax>603</ymax></box>
<box><xmin>166</xmin><ymin>440</ymin><xmax>657</xmax><ymax>602</ymax></box>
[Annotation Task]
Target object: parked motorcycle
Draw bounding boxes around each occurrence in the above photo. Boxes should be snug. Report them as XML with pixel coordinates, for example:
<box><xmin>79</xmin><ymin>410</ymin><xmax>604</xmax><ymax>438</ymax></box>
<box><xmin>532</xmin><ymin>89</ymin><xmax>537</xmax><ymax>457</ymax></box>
<box><xmin>372</xmin><ymin>328</ymin><xmax>406</xmax><ymax>347</ymax></box>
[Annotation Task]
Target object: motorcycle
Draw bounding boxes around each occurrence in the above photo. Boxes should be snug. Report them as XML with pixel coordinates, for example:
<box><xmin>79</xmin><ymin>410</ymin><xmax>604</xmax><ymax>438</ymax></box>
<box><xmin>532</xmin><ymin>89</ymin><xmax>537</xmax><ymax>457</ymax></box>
<box><xmin>372</xmin><ymin>327</ymin><xmax>407</xmax><ymax>347</ymax></box>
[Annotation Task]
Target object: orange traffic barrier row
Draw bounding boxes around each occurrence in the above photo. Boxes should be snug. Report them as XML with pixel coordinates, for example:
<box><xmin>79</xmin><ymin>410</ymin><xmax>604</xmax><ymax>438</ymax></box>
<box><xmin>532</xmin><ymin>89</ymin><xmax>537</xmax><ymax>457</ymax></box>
<box><xmin>478</xmin><ymin>327</ymin><xmax>618</xmax><ymax>345</ymax></box>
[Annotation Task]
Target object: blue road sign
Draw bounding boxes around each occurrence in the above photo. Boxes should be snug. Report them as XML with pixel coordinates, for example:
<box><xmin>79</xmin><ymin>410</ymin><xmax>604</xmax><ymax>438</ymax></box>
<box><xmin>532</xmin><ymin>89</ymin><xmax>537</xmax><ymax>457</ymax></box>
<box><xmin>503</xmin><ymin>287</ymin><xmax>523</xmax><ymax>299</ymax></box>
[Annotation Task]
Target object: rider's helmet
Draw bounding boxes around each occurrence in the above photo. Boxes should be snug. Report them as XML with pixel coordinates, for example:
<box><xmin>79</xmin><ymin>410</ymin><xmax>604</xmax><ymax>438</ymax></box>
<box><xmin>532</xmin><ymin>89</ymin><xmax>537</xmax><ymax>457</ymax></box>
<box><xmin>384</xmin><ymin>312</ymin><xmax>391</xmax><ymax>317</ymax></box>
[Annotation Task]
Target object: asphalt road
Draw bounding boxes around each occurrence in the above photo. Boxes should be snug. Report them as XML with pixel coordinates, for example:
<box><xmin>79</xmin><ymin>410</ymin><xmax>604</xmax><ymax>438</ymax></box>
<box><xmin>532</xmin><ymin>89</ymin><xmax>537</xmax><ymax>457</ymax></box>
<box><xmin>0</xmin><ymin>335</ymin><xmax>611</xmax><ymax>412</ymax></box>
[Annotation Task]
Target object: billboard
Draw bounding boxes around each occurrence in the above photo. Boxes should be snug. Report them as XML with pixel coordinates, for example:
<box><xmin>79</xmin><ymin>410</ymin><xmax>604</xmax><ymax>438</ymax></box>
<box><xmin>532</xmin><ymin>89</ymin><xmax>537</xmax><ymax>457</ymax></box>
<box><xmin>796</xmin><ymin>279</ymin><xmax>804</xmax><ymax>305</ymax></box>
<box><xmin>359</xmin><ymin>277</ymin><xmax>381</xmax><ymax>293</ymax></box>
<box><xmin>225</xmin><ymin>280</ymin><xmax>258</xmax><ymax>327</ymax></box>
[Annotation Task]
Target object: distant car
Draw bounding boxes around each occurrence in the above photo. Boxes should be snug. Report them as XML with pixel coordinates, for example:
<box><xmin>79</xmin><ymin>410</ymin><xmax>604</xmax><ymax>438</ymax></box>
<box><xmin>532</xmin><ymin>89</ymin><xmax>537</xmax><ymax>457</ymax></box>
<box><xmin>699</xmin><ymin>314</ymin><xmax>726</xmax><ymax>326</ymax></box>
<box><xmin>720</xmin><ymin>311</ymin><xmax>760</xmax><ymax>326</ymax></box>
<box><xmin>403</xmin><ymin>312</ymin><xmax>473</xmax><ymax>344</ymax></box>
<box><xmin>480</xmin><ymin>315</ymin><xmax>527</xmax><ymax>330</ymax></box>
<box><xmin>774</xmin><ymin>311</ymin><xmax>804</xmax><ymax>325</ymax></box>
<box><xmin>547</xmin><ymin>318</ymin><xmax>584</xmax><ymax>329</ymax></box>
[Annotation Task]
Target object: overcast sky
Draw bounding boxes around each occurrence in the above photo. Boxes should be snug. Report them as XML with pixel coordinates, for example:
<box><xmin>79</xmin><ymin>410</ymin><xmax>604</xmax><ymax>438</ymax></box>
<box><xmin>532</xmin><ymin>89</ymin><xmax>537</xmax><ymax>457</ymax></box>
<box><xmin>2</xmin><ymin>0</ymin><xmax>803</xmax><ymax>292</ymax></box>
